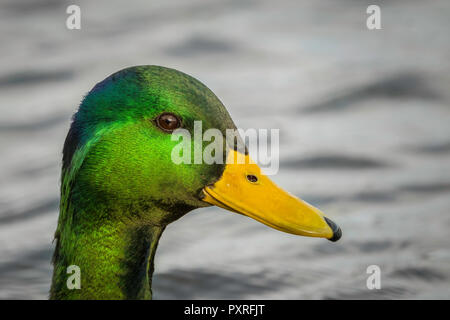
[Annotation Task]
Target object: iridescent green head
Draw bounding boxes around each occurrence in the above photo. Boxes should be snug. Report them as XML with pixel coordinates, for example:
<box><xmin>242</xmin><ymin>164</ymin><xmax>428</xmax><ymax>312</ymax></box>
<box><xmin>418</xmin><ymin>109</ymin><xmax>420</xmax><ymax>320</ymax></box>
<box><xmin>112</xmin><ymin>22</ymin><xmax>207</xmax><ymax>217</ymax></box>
<box><xmin>64</xmin><ymin>65</ymin><xmax>236</xmax><ymax>224</ymax></box>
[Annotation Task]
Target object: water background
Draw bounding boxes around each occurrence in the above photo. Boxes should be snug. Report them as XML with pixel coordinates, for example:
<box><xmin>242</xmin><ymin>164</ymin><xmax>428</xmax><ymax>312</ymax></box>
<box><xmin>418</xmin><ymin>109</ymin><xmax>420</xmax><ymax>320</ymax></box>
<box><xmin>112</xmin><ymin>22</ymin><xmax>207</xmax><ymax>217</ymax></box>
<box><xmin>1</xmin><ymin>0</ymin><xmax>450</xmax><ymax>299</ymax></box>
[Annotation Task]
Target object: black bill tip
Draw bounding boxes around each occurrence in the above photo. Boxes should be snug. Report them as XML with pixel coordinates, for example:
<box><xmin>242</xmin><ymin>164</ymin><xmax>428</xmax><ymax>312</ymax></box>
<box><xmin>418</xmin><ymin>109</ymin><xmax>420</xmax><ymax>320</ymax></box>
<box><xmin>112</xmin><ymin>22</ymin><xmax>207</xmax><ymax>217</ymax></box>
<box><xmin>324</xmin><ymin>217</ymin><xmax>342</xmax><ymax>242</ymax></box>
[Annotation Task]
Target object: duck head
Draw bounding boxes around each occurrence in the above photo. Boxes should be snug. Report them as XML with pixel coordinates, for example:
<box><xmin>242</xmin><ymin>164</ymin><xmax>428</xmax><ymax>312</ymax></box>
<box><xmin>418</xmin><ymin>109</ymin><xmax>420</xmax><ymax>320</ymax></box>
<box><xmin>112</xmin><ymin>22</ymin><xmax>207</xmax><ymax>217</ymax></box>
<box><xmin>63</xmin><ymin>65</ymin><xmax>341</xmax><ymax>241</ymax></box>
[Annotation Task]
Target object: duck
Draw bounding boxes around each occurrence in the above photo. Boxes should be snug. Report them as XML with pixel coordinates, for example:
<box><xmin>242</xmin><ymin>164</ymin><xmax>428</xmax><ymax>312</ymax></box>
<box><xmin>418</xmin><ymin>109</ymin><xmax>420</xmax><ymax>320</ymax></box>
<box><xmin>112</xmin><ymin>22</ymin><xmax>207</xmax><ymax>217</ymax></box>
<box><xmin>50</xmin><ymin>65</ymin><xmax>341</xmax><ymax>300</ymax></box>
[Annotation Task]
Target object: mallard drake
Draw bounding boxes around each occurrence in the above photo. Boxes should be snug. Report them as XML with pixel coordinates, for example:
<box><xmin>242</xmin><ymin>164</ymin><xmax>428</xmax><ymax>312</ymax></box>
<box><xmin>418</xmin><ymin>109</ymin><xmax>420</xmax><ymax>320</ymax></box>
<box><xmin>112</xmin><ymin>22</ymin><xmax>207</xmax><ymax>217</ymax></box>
<box><xmin>50</xmin><ymin>65</ymin><xmax>341</xmax><ymax>299</ymax></box>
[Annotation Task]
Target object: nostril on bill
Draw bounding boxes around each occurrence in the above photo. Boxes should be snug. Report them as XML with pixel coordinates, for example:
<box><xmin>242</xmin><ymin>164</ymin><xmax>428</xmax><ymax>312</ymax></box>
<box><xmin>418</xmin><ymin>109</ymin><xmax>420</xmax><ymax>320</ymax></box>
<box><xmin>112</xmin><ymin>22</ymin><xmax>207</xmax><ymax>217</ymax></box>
<box><xmin>324</xmin><ymin>217</ymin><xmax>342</xmax><ymax>242</ymax></box>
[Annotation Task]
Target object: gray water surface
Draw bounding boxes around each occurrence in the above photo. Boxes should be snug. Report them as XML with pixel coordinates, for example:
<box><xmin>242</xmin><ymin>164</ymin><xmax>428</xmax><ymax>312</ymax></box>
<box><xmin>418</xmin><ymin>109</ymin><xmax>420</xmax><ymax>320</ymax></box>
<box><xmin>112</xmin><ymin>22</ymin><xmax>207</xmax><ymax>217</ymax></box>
<box><xmin>1</xmin><ymin>0</ymin><xmax>450</xmax><ymax>299</ymax></box>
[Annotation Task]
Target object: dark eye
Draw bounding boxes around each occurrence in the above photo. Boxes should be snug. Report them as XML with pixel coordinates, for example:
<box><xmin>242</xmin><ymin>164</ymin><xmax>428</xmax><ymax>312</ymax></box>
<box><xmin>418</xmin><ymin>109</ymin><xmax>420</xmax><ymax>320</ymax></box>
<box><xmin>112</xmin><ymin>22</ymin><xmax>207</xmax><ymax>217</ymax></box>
<box><xmin>155</xmin><ymin>112</ymin><xmax>181</xmax><ymax>132</ymax></box>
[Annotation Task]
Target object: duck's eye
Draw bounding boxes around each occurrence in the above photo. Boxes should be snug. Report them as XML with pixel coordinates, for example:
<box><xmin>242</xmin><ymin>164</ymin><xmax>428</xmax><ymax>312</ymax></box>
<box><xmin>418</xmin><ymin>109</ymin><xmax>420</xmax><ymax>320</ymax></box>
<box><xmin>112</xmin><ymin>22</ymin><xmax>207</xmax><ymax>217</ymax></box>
<box><xmin>155</xmin><ymin>112</ymin><xmax>181</xmax><ymax>132</ymax></box>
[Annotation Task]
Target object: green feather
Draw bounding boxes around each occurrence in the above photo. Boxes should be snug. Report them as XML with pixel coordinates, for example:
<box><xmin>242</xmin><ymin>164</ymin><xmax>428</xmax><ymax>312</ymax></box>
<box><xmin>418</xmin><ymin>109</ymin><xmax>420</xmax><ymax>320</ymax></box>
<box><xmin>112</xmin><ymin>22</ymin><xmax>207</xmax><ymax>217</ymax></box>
<box><xmin>50</xmin><ymin>66</ymin><xmax>238</xmax><ymax>299</ymax></box>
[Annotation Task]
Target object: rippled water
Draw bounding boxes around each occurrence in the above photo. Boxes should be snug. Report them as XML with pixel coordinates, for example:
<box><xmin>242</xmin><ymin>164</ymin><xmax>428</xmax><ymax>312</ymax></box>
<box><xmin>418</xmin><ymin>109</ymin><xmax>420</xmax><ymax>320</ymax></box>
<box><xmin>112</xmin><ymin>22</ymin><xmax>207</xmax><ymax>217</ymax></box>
<box><xmin>1</xmin><ymin>0</ymin><xmax>450</xmax><ymax>299</ymax></box>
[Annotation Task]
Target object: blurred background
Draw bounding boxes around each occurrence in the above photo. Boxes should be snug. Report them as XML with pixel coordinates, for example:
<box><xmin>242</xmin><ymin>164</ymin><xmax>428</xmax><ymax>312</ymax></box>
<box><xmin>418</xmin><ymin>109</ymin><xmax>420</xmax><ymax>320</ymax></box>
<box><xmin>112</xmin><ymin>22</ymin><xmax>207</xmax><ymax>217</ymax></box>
<box><xmin>1</xmin><ymin>0</ymin><xmax>450</xmax><ymax>299</ymax></box>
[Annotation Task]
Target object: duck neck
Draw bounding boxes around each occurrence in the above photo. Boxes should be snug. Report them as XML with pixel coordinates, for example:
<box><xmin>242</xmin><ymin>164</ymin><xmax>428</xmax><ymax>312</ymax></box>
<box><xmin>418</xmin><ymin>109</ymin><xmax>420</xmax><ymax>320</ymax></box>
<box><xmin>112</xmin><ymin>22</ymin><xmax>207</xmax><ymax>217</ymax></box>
<box><xmin>50</xmin><ymin>198</ymin><xmax>166</xmax><ymax>300</ymax></box>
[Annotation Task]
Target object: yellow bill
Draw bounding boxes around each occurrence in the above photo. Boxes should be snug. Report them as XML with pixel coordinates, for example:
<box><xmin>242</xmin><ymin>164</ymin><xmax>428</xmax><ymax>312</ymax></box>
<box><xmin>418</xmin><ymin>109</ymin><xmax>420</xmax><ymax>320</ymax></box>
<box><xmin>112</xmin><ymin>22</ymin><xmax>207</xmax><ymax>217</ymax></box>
<box><xmin>202</xmin><ymin>149</ymin><xmax>341</xmax><ymax>241</ymax></box>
